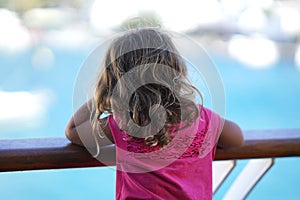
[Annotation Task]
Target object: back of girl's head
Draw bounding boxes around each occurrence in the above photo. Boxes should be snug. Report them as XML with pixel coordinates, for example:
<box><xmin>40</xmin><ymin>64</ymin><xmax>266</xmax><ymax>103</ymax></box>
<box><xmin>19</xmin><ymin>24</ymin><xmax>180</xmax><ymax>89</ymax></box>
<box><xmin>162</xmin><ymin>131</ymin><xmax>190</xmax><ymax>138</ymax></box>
<box><xmin>94</xmin><ymin>28</ymin><xmax>201</xmax><ymax>146</ymax></box>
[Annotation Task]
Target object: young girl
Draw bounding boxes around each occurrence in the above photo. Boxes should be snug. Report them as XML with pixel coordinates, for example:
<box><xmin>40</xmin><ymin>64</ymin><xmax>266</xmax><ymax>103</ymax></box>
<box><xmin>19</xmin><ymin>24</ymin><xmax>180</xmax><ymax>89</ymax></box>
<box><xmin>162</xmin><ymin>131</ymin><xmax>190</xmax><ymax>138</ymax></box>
<box><xmin>65</xmin><ymin>28</ymin><xmax>244</xmax><ymax>200</ymax></box>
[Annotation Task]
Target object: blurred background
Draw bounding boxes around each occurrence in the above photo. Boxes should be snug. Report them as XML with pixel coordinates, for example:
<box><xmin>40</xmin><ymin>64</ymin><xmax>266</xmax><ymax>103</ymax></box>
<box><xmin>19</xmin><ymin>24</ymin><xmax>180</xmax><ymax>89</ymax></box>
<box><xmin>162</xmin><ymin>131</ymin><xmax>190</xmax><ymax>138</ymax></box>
<box><xmin>0</xmin><ymin>0</ymin><xmax>300</xmax><ymax>199</ymax></box>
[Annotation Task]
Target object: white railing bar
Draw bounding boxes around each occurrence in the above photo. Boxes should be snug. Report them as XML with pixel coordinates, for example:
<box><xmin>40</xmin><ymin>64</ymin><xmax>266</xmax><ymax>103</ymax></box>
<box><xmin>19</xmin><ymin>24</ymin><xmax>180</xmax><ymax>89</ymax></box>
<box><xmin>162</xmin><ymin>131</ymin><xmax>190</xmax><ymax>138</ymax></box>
<box><xmin>223</xmin><ymin>158</ymin><xmax>274</xmax><ymax>200</ymax></box>
<box><xmin>213</xmin><ymin>160</ymin><xmax>236</xmax><ymax>193</ymax></box>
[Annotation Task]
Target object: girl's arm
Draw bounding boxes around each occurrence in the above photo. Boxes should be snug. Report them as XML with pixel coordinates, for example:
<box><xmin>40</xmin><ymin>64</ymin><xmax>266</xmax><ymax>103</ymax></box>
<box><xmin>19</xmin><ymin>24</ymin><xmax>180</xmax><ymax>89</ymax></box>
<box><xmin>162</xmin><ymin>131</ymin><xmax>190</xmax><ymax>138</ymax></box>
<box><xmin>217</xmin><ymin>119</ymin><xmax>244</xmax><ymax>148</ymax></box>
<box><xmin>65</xmin><ymin>100</ymin><xmax>114</xmax><ymax>147</ymax></box>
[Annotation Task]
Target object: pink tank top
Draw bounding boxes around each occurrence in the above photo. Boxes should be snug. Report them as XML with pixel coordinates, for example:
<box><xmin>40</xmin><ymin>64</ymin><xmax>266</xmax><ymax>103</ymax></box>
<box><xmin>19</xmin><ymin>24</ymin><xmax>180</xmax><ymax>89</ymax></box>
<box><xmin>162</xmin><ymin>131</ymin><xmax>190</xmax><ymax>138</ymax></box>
<box><xmin>108</xmin><ymin>106</ymin><xmax>222</xmax><ymax>200</ymax></box>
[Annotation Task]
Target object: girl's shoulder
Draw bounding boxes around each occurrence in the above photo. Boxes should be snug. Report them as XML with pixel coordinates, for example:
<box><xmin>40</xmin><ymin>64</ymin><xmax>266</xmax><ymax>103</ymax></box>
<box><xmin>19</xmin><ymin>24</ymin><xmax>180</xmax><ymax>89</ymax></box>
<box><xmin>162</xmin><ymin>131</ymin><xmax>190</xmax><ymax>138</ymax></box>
<box><xmin>197</xmin><ymin>106</ymin><xmax>223</xmax><ymax>156</ymax></box>
<box><xmin>198</xmin><ymin>106</ymin><xmax>222</xmax><ymax>131</ymax></box>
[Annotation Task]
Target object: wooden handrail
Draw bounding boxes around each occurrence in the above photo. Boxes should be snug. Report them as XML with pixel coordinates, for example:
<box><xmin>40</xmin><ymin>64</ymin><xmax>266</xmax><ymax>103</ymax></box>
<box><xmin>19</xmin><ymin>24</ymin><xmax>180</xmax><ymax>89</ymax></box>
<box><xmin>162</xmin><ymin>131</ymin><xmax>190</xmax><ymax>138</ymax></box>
<box><xmin>1</xmin><ymin>129</ymin><xmax>300</xmax><ymax>172</ymax></box>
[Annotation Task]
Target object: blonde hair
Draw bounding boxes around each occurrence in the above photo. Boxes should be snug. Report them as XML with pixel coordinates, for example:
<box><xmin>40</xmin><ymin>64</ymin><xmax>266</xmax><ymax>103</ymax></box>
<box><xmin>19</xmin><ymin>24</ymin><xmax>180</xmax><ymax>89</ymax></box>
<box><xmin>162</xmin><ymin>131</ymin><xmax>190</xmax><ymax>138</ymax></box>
<box><xmin>93</xmin><ymin>28</ymin><xmax>203</xmax><ymax>147</ymax></box>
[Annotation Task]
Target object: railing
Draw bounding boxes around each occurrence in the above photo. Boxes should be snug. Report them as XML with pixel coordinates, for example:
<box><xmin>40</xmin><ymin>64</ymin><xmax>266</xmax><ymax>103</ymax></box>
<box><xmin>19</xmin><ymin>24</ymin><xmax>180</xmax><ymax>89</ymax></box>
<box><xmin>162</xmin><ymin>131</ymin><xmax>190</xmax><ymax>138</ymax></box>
<box><xmin>1</xmin><ymin>129</ymin><xmax>300</xmax><ymax>199</ymax></box>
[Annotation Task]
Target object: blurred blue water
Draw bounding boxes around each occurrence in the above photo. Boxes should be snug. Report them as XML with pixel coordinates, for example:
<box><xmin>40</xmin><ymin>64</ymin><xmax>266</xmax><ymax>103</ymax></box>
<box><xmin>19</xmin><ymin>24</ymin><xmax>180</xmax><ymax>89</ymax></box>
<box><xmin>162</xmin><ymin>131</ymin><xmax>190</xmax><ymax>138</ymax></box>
<box><xmin>0</xmin><ymin>47</ymin><xmax>299</xmax><ymax>199</ymax></box>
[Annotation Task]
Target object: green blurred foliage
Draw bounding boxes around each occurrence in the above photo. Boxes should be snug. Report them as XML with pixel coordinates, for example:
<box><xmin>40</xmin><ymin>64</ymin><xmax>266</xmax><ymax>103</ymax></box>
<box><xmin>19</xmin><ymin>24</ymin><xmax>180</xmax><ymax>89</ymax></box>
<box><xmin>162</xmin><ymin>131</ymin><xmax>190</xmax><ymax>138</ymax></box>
<box><xmin>1</xmin><ymin>0</ymin><xmax>84</xmax><ymax>13</ymax></box>
<box><xmin>120</xmin><ymin>12</ymin><xmax>162</xmax><ymax>30</ymax></box>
